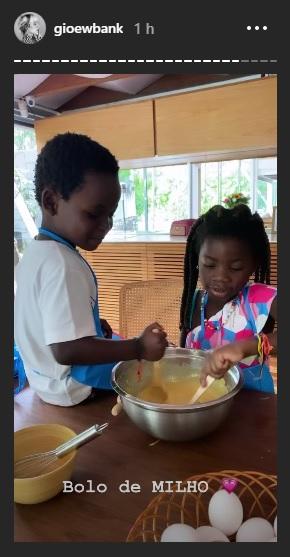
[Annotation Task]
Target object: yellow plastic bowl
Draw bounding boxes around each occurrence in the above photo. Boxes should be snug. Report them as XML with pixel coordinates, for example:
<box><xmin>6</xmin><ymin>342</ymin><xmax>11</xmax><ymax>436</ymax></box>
<box><xmin>14</xmin><ymin>423</ymin><xmax>77</xmax><ymax>504</ymax></box>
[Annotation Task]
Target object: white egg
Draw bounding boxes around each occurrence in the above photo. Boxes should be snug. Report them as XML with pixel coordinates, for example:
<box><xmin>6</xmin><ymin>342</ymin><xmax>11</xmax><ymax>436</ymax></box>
<box><xmin>236</xmin><ymin>517</ymin><xmax>274</xmax><ymax>542</ymax></box>
<box><xmin>268</xmin><ymin>537</ymin><xmax>277</xmax><ymax>542</ymax></box>
<box><xmin>208</xmin><ymin>489</ymin><xmax>243</xmax><ymax>536</ymax></box>
<box><xmin>274</xmin><ymin>515</ymin><xmax>277</xmax><ymax>536</ymax></box>
<box><xmin>160</xmin><ymin>523</ymin><xmax>197</xmax><ymax>542</ymax></box>
<box><xmin>195</xmin><ymin>525</ymin><xmax>230</xmax><ymax>542</ymax></box>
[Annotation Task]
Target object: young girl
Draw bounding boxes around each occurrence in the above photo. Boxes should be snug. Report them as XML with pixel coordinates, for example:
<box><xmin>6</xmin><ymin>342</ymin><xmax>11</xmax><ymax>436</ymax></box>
<box><xmin>180</xmin><ymin>204</ymin><xmax>277</xmax><ymax>393</ymax></box>
<box><xmin>14</xmin><ymin>133</ymin><xmax>167</xmax><ymax>406</ymax></box>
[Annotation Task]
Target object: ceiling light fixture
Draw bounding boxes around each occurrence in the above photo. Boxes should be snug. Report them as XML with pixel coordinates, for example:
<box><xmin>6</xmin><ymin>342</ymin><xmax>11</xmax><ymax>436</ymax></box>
<box><xmin>74</xmin><ymin>74</ymin><xmax>112</xmax><ymax>78</ymax></box>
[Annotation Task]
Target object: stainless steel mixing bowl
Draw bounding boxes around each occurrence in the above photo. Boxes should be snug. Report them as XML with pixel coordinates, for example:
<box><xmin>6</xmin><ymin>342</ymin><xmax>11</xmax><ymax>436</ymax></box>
<box><xmin>112</xmin><ymin>347</ymin><xmax>243</xmax><ymax>441</ymax></box>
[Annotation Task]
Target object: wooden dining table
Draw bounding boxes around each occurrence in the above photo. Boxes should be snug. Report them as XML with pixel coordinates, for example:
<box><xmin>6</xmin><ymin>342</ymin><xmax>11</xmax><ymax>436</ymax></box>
<box><xmin>14</xmin><ymin>387</ymin><xmax>277</xmax><ymax>542</ymax></box>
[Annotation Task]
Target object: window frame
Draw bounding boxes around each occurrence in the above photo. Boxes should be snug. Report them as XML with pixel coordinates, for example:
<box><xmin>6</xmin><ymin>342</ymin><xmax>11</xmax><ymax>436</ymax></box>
<box><xmin>116</xmin><ymin>154</ymin><xmax>277</xmax><ymax>235</ymax></box>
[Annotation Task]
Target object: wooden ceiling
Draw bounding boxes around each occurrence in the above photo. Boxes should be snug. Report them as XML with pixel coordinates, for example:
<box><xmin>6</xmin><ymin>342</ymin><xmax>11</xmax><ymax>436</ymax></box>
<box><xmin>16</xmin><ymin>73</ymin><xmax>251</xmax><ymax>112</ymax></box>
<box><xmin>60</xmin><ymin>74</ymin><xmax>248</xmax><ymax>111</ymax></box>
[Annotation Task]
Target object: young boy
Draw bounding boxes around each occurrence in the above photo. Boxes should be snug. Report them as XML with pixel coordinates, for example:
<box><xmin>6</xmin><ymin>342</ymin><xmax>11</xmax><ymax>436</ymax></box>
<box><xmin>14</xmin><ymin>133</ymin><xmax>167</xmax><ymax>406</ymax></box>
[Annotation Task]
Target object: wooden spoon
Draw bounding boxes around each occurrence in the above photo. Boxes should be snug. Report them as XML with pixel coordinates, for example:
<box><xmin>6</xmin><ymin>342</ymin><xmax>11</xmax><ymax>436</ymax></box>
<box><xmin>111</xmin><ymin>396</ymin><xmax>122</xmax><ymax>416</ymax></box>
<box><xmin>189</xmin><ymin>376</ymin><xmax>215</xmax><ymax>404</ymax></box>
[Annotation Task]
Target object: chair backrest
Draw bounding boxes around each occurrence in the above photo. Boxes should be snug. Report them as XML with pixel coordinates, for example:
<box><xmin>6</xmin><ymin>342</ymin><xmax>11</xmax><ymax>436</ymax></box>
<box><xmin>119</xmin><ymin>278</ymin><xmax>184</xmax><ymax>345</ymax></box>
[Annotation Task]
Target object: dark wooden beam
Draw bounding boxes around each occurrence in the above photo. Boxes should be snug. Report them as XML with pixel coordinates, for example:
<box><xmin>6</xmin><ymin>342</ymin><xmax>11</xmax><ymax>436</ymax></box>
<box><xmin>58</xmin><ymin>74</ymin><xmax>253</xmax><ymax>112</ymax></box>
<box><xmin>29</xmin><ymin>74</ymin><xmax>137</xmax><ymax>98</ymax></box>
<box><xmin>59</xmin><ymin>86</ymin><xmax>132</xmax><ymax>111</ymax></box>
<box><xmin>137</xmin><ymin>74</ymin><xmax>249</xmax><ymax>95</ymax></box>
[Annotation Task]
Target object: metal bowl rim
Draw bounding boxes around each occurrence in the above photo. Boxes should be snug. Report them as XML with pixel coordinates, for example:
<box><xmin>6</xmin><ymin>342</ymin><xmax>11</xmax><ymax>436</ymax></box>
<box><xmin>111</xmin><ymin>348</ymin><xmax>244</xmax><ymax>413</ymax></box>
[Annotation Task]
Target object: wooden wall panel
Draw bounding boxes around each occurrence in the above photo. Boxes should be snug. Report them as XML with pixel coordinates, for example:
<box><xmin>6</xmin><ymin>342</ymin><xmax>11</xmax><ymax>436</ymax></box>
<box><xmin>34</xmin><ymin>100</ymin><xmax>155</xmax><ymax>160</ymax></box>
<box><xmin>155</xmin><ymin>77</ymin><xmax>277</xmax><ymax>156</ymax></box>
<box><xmin>146</xmin><ymin>243</ymin><xmax>185</xmax><ymax>280</ymax></box>
<box><xmin>80</xmin><ymin>244</ymin><xmax>148</xmax><ymax>333</ymax></box>
<box><xmin>269</xmin><ymin>243</ymin><xmax>277</xmax><ymax>287</ymax></box>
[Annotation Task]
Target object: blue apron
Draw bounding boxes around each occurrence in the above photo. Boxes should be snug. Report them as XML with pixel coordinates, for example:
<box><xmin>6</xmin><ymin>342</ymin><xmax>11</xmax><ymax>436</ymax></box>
<box><xmin>239</xmin><ymin>292</ymin><xmax>274</xmax><ymax>393</ymax></box>
<box><xmin>39</xmin><ymin>227</ymin><xmax>119</xmax><ymax>390</ymax></box>
<box><xmin>14</xmin><ymin>342</ymin><xmax>27</xmax><ymax>395</ymax></box>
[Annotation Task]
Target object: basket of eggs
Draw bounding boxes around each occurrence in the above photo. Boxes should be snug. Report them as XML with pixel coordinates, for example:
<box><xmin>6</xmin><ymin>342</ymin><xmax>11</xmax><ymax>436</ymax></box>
<box><xmin>126</xmin><ymin>471</ymin><xmax>277</xmax><ymax>543</ymax></box>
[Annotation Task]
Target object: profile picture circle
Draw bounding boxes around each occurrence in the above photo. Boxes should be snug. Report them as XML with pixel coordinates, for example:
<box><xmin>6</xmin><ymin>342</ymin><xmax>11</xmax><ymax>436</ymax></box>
<box><xmin>14</xmin><ymin>12</ymin><xmax>46</xmax><ymax>44</ymax></box>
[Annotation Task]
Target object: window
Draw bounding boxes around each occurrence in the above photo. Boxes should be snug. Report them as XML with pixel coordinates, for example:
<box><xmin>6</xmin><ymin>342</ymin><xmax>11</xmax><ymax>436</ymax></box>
<box><xmin>147</xmin><ymin>165</ymin><xmax>189</xmax><ymax>233</ymax></box>
<box><xmin>256</xmin><ymin>157</ymin><xmax>277</xmax><ymax>216</ymax></box>
<box><xmin>14</xmin><ymin>125</ymin><xmax>40</xmax><ymax>254</ymax></box>
<box><xmin>200</xmin><ymin>157</ymin><xmax>277</xmax><ymax>218</ymax></box>
<box><xmin>114</xmin><ymin>169</ymin><xmax>145</xmax><ymax>232</ymax></box>
<box><xmin>115</xmin><ymin>156</ymin><xmax>277</xmax><ymax>235</ymax></box>
<box><xmin>200</xmin><ymin>162</ymin><xmax>219</xmax><ymax>213</ymax></box>
<box><xmin>117</xmin><ymin>164</ymin><xmax>189</xmax><ymax>234</ymax></box>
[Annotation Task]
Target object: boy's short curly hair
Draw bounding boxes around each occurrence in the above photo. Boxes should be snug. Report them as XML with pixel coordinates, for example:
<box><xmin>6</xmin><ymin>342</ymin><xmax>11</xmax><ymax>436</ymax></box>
<box><xmin>34</xmin><ymin>132</ymin><xmax>119</xmax><ymax>205</ymax></box>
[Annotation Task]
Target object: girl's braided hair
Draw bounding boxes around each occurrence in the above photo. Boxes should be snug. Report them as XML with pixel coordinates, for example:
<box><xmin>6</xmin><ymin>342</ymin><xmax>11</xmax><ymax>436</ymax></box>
<box><xmin>180</xmin><ymin>204</ymin><xmax>271</xmax><ymax>332</ymax></box>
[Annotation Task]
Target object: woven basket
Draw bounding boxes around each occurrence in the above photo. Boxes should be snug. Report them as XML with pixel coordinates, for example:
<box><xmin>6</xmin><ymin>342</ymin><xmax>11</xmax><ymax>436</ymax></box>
<box><xmin>126</xmin><ymin>470</ymin><xmax>277</xmax><ymax>542</ymax></box>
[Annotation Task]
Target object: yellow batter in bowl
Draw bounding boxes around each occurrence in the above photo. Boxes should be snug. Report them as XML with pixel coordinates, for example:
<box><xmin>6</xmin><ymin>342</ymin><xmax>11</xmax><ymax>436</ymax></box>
<box><xmin>138</xmin><ymin>361</ymin><xmax>229</xmax><ymax>405</ymax></box>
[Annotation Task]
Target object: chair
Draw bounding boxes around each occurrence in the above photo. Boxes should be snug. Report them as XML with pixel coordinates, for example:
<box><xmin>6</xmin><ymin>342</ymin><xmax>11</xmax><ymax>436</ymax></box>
<box><xmin>119</xmin><ymin>278</ymin><xmax>183</xmax><ymax>346</ymax></box>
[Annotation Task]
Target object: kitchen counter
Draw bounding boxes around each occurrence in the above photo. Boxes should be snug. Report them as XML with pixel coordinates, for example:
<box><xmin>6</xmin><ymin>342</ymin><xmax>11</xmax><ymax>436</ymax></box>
<box><xmin>14</xmin><ymin>388</ymin><xmax>277</xmax><ymax>542</ymax></box>
<box><xmin>103</xmin><ymin>232</ymin><xmax>277</xmax><ymax>243</ymax></box>
<box><xmin>104</xmin><ymin>232</ymin><xmax>186</xmax><ymax>243</ymax></box>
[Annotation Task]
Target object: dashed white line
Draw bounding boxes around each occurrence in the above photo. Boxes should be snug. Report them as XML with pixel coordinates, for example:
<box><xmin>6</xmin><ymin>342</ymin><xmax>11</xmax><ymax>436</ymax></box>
<box><xmin>13</xmin><ymin>58</ymin><xmax>278</xmax><ymax>64</ymax></box>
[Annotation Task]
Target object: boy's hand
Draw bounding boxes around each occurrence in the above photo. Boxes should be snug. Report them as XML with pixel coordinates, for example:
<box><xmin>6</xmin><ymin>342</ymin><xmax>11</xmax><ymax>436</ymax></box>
<box><xmin>100</xmin><ymin>319</ymin><xmax>113</xmax><ymax>339</ymax></box>
<box><xmin>139</xmin><ymin>322</ymin><xmax>168</xmax><ymax>361</ymax></box>
<box><xmin>200</xmin><ymin>343</ymin><xmax>244</xmax><ymax>387</ymax></box>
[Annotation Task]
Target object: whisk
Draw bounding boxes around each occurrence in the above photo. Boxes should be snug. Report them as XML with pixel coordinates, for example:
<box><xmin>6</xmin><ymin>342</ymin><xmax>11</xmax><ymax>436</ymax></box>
<box><xmin>14</xmin><ymin>422</ymin><xmax>108</xmax><ymax>479</ymax></box>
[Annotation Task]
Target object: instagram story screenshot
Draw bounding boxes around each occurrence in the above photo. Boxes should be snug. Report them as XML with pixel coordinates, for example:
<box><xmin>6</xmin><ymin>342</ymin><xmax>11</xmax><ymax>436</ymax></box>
<box><xmin>1</xmin><ymin>0</ymin><xmax>288</xmax><ymax>551</ymax></box>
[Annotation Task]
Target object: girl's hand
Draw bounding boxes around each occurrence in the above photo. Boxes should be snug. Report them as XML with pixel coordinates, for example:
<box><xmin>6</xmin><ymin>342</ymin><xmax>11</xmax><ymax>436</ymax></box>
<box><xmin>100</xmin><ymin>318</ymin><xmax>113</xmax><ymax>339</ymax></box>
<box><xmin>139</xmin><ymin>322</ymin><xmax>168</xmax><ymax>361</ymax></box>
<box><xmin>200</xmin><ymin>343</ymin><xmax>244</xmax><ymax>386</ymax></box>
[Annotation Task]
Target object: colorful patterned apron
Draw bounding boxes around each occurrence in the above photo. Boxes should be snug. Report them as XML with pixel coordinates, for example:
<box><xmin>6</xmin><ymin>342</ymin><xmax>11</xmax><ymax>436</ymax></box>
<box><xmin>187</xmin><ymin>288</ymin><xmax>275</xmax><ymax>394</ymax></box>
